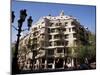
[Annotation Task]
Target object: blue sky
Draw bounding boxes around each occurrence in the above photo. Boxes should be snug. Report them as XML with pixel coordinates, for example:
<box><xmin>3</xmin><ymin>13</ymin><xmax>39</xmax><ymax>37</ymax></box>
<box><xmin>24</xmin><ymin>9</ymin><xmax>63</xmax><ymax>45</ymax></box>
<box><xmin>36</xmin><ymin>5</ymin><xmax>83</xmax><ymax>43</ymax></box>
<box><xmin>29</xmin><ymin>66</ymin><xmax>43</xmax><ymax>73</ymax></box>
<box><xmin>12</xmin><ymin>0</ymin><xmax>96</xmax><ymax>42</ymax></box>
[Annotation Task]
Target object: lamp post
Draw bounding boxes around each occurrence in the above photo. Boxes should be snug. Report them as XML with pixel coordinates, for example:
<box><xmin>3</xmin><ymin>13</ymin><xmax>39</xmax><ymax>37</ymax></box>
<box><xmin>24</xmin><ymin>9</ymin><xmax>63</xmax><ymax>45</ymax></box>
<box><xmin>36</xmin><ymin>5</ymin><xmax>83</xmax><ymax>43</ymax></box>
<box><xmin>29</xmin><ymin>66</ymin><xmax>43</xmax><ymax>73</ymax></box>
<box><xmin>12</xmin><ymin>9</ymin><xmax>27</xmax><ymax>74</ymax></box>
<box><xmin>12</xmin><ymin>9</ymin><xmax>33</xmax><ymax>74</ymax></box>
<box><xmin>12</xmin><ymin>11</ymin><xmax>15</xmax><ymax>23</ymax></box>
<box><xmin>27</xmin><ymin>16</ymin><xmax>33</xmax><ymax>31</ymax></box>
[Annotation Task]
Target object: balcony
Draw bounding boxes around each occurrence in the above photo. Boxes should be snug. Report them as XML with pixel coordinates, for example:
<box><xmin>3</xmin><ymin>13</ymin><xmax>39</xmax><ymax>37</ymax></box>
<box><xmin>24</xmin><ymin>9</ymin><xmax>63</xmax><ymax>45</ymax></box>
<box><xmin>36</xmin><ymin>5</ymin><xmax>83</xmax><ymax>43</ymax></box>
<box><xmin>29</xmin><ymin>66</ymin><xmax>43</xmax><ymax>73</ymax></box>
<box><xmin>55</xmin><ymin>53</ymin><xmax>64</xmax><ymax>58</ymax></box>
<box><xmin>48</xmin><ymin>25</ymin><xmax>61</xmax><ymax>29</ymax></box>
<box><xmin>64</xmin><ymin>34</ymin><xmax>69</xmax><ymax>39</ymax></box>
<box><xmin>49</xmin><ymin>39</ymin><xmax>61</xmax><ymax>42</ymax></box>
<box><xmin>40</xmin><ymin>28</ymin><xmax>45</xmax><ymax>34</ymax></box>
<box><xmin>49</xmin><ymin>29</ymin><xmax>64</xmax><ymax>35</ymax></box>
<box><xmin>72</xmin><ymin>27</ymin><xmax>77</xmax><ymax>33</ymax></box>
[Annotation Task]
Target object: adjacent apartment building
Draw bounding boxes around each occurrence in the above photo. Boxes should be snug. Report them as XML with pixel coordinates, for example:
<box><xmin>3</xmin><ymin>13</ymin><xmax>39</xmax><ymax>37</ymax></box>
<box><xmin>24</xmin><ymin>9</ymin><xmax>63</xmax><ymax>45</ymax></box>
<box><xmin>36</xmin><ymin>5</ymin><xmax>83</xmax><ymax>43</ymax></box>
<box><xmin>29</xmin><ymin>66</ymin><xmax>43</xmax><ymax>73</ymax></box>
<box><xmin>18</xmin><ymin>11</ymin><xmax>89</xmax><ymax>70</ymax></box>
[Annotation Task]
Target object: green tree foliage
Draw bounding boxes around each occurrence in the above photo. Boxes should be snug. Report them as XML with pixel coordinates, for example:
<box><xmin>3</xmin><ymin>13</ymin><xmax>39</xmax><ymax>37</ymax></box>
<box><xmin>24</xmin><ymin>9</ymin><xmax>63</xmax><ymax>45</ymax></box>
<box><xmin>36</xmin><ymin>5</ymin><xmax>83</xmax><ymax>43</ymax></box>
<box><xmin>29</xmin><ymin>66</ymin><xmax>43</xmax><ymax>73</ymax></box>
<box><xmin>12</xmin><ymin>44</ymin><xmax>15</xmax><ymax>58</ymax></box>
<box><xmin>73</xmin><ymin>32</ymin><xmax>96</xmax><ymax>64</ymax></box>
<box><xmin>88</xmin><ymin>32</ymin><xmax>96</xmax><ymax>59</ymax></box>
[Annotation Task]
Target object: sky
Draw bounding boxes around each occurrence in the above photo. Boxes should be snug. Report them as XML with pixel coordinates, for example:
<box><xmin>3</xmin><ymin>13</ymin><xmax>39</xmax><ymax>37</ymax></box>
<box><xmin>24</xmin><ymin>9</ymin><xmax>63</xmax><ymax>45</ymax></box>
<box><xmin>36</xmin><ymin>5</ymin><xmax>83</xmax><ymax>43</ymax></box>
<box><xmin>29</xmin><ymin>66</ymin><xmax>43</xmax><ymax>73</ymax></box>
<box><xmin>11</xmin><ymin>0</ymin><xmax>96</xmax><ymax>42</ymax></box>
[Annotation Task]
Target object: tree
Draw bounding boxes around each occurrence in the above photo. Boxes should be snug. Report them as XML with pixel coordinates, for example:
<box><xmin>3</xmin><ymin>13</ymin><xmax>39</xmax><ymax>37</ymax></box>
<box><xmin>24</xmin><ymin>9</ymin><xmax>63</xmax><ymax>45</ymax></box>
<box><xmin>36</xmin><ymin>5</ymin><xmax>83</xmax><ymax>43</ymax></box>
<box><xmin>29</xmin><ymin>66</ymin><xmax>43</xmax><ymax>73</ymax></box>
<box><xmin>12</xmin><ymin>43</ymin><xmax>16</xmax><ymax>58</ymax></box>
<box><xmin>75</xmin><ymin>32</ymin><xmax>96</xmax><ymax>64</ymax></box>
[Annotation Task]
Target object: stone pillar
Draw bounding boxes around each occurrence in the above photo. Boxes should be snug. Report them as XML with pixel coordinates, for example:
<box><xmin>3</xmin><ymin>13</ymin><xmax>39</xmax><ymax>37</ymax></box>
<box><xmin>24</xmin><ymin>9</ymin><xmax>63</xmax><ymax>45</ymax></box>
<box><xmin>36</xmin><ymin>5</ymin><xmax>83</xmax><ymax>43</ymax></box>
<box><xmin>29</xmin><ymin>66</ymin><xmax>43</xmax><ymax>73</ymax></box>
<box><xmin>71</xmin><ymin>48</ymin><xmax>75</xmax><ymax>68</ymax></box>
<box><xmin>39</xmin><ymin>58</ymin><xmax>42</xmax><ymax>69</ymax></box>
<box><xmin>71</xmin><ymin>58</ymin><xmax>74</xmax><ymax>68</ymax></box>
<box><xmin>52</xmin><ymin>59</ymin><xmax>55</xmax><ymax>69</ymax></box>
<box><xmin>37</xmin><ymin>59</ymin><xmax>39</xmax><ymax>69</ymax></box>
<box><xmin>44</xmin><ymin>59</ymin><xmax>47</xmax><ymax>69</ymax></box>
<box><xmin>63</xmin><ymin>58</ymin><xmax>65</xmax><ymax>69</ymax></box>
<box><xmin>52</xmin><ymin>35</ymin><xmax>55</xmax><ymax>46</ymax></box>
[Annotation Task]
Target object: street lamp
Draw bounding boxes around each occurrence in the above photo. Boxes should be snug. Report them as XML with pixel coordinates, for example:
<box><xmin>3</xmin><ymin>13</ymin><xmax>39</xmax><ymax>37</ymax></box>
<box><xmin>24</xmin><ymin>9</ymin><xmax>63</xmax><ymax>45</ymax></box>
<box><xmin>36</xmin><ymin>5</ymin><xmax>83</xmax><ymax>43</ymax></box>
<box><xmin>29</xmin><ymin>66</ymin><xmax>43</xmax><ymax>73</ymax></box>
<box><xmin>27</xmin><ymin>16</ymin><xmax>33</xmax><ymax>31</ymax></box>
<box><xmin>12</xmin><ymin>9</ymin><xmax>33</xmax><ymax>74</ymax></box>
<box><xmin>20</xmin><ymin>9</ymin><xmax>27</xmax><ymax>22</ymax></box>
<box><xmin>12</xmin><ymin>11</ymin><xmax>15</xmax><ymax>23</ymax></box>
<box><xmin>12</xmin><ymin>9</ymin><xmax>27</xmax><ymax>74</ymax></box>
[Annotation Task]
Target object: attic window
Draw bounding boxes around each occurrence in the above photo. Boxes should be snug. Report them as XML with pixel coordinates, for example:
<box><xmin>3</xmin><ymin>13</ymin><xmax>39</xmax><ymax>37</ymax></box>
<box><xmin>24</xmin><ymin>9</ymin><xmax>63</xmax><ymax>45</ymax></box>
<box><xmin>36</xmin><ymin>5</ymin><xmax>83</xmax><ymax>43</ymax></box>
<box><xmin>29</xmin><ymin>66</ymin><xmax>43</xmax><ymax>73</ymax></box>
<box><xmin>42</xmin><ymin>22</ymin><xmax>44</xmax><ymax>24</ymax></box>
<box><xmin>71</xmin><ymin>21</ymin><xmax>76</xmax><ymax>25</ymax></box>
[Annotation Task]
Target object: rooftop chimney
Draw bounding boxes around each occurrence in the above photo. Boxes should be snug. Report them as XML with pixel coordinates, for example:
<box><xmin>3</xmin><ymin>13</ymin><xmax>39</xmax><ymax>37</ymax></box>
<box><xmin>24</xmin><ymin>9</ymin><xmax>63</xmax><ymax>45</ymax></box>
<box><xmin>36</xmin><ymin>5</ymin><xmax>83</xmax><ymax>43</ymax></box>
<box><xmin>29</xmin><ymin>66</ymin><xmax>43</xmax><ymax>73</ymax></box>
<box><xmin>60</xmin><ymin>10</ymin><xmax>64</xmax><ymax>16</ymax></box>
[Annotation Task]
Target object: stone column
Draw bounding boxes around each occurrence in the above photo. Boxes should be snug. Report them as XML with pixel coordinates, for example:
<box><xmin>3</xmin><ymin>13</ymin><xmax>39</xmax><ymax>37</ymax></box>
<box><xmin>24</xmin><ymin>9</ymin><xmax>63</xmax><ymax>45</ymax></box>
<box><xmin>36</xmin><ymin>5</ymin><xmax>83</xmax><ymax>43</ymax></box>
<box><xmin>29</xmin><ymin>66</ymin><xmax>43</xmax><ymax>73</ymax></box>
<box><xmin>63</xmin><ymin>58</ymin><xmax>65</xmax><ymax>69</ymax></box>
<box><xmin>52</xmin><ymin>35</ymin><xmax>55</xmax><ymax>46</ymax></box>
<box><xmin>52</xmin><ymin>59</ymin><xmax>55</xmax><ymax>69</ymax></box>
<box><xmin>71</xmin><ymin>58</ymin><xmax>74</xmax><ymax>68</ymax></box>
<box><xmin>44</xmin><ymin>59</ymin><xmax>47</xmax><ymax>69</ymax></box>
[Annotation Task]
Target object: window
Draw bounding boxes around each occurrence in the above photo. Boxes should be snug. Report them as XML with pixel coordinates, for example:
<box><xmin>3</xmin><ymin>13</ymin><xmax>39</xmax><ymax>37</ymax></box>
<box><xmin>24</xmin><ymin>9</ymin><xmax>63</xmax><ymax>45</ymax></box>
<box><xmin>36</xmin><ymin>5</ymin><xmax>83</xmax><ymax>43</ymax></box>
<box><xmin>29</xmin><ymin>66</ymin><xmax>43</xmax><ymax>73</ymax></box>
<box><xmin>54</xmin><ymin>35</ymin><xmax>60</xmax><ymax>39</ymax></box>
<box><xmin>71</xmin><ymin>21</ymin><xmax>76</xmax><ymax>25</ymax></box>
<box><xmin>54</xmin><ymin>42</ymin><xmax>57</xmax><ymax>46</ymax></box>
<box><xmin>65</xmin><ymin>22</ymin><xmax>68</xmax><ymax>26</ymax></box>
<box><xmin>54</xmin><ymin>18</ymin><xmax>56</xmax><ymax>19</ymax></box>
<box><xmin>74</xmin><ymin>40</ymin><xmax>77</xmax><ymax>46</ymax></box>
<box><xmin>57</xmin><ymin>48</ymin><xmax>63</xmax><ymax>53</ymax></box>
<box><xmin>56</xmin><ymin>23</ymin><xmax>59</xmax><ymax>26</ymax></box>
<box><xmin>34</xmin><ymin>32</ymin><xmax>38</xmax><ymax>36</ymax></box>
<box><xmin>65</xmin><ymin>41</ymin><xmax>68</xmax><ymax>46</ymax></box>
<box><xmin>51</xmin><ymin>29</ymin><xmax>55</xmax><ymax>33</ymax></box>
<box><xmin>73</xmin><ymin>33</ymin><xmax>77</xmax><ymax>38</ymax></box>
<box><xmin>41</xmin><ymin>22</ymin><xmax>44</xmax><ymax>24</ymax></box>
<box><xmin>33</xmin><ymin>45</ymin><xmax>37</xmax><ymax>49</ymax></box>
<box><xmin>40</xmin><ymin>34</ymin><xmax>45</xmax><ymax>39</ymax></box>
<box><xmin>49</xmin><ymin>35</ymin><xmax>52</xmax><ymax>40</ymax></box>
<box><xmin>50</xmin><ymin>23</ymin><xmax>54</xmax><ymax>26</ymax></box>
<box><xmin>54</xmin><ymin>41</ymin><xmax>61</xmax><ymax>46</ymax></box>
<box><xmin>62</xmin><ymin>28</ymin><xmax>66</xmax><ymax>32</ymax></box>
<box><xmin>49</xmin><ymin>42</ymin><xmax>52</xmax><ymax>46</ymax></box>
<box><xmin>39</xmin><ymin>25</ymin><xmax>41</xmax><ymax>29</ymax></box>
<box><xmin>40</xmin><ymin>27</ymin><xmax>45</xmax><ymax>34</ymax></box>
<box><xmin>34</xmin><ymin>39</ymin><xmax>37</xmax><ymax>43</ymax></box>
<box><xmin>69</xmin><ymin>28</ymin><xmax>71</xmax><ymax>32</ymax></box>
<box><xmin>66</xmin><ymin>48</ymin><xmax>71</xmax><ymax>55</ymax></box>
<box><xmin>65</xmin><ymin>48</ymin><xmax>69</xmax><ymax>53</ymax></box>
<box><xmin>42</xmin><ymin>58</ymin><xmax>45</xmax><ymax>63</ymax></box>
<box><xmin>72</xmin><ymin>27</ymin><xmax>76</xmax><ymax>32</ymax></box>
<box><xmin>79</xmin><ymin>27</ymin><xmax>84</xmax><ymax>32</ymax></box>
<box><xmin>65</xmin><ymin>34</ymin><xmax>69</xmax><ymax>39</ymax></box>
<box><xmin>47</xmin><ymin>58</ymin><xmax>53</xmax><ymax>63</ymax></box>
<box><xmin>40</xmin><ymin>41</ymin><xmax>45</xmax><ymax>47</ymax></box>
<box><xmin>59</xmin><ymin>23</ymin><xmax>62</xmax><ymax>26</ymax></box>
<box><xmin>48</xmin><ymin>28</ymin><xmax>50</xmax><ymax>33</ymax></box>
<box><xmin>48</xmin><ymin>50</ymin><xmax>54</xmax><ymax>55</ymax></box>
<box><xmin>47</xmin><ymin>65</ymin><xmax>52</xmax><ymax>68</ymax></box>
<box><xmin>55</xmin><ymin>28</ymin><xmax>60</xmax><ymax>32</ymax></box>
<box><xmin>34</xmin><ymin>27</ymin><xmax>37</xmax><ymax>31</ymax></box>
<box><xmin>41</xmin><ymin>65</ymin><xmax>45</xmax><ymax>68</ymax></box>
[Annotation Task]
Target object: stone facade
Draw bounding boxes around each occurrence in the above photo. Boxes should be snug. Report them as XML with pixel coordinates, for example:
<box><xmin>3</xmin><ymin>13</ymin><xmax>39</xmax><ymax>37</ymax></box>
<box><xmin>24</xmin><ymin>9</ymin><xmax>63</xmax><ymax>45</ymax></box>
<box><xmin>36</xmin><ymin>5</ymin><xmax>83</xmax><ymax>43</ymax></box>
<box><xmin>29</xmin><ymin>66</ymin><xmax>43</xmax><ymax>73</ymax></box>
<box><xmin>18</xmin><ymin>11</ymin><xmax>89</xmax><ymax>70</ymax></box>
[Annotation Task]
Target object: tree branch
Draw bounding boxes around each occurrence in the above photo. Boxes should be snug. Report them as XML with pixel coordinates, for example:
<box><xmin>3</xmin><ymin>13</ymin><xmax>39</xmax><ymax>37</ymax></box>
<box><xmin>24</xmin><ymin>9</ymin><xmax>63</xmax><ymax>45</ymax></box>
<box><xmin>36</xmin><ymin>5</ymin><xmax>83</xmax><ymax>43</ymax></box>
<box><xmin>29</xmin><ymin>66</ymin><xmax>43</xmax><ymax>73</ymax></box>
<box><xmin>12</xmin><ymin>25</ymin><xmax>18</xmax><ymax>31</ymax></box>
